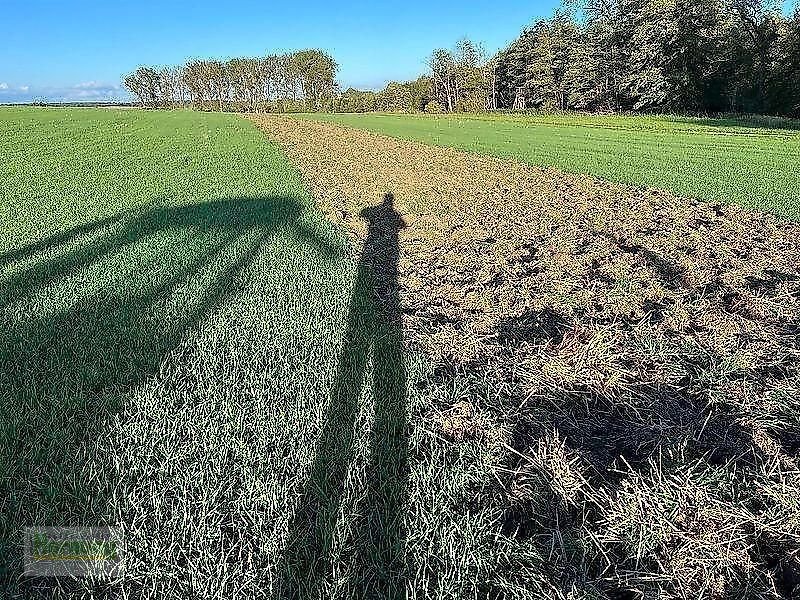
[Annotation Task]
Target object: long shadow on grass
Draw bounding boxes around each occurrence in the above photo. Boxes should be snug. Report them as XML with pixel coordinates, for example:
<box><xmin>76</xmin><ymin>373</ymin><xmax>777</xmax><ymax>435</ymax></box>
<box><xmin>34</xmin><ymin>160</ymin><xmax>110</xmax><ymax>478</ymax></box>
<box><xmin>281</xmin><ymin>193</ymin><xmax>408</xmax><ymax>599</ymax></box>
<box><xmin>0</xmin><ymin>197</ymin><xmax>337</xmax><ymax>594</ymax></box>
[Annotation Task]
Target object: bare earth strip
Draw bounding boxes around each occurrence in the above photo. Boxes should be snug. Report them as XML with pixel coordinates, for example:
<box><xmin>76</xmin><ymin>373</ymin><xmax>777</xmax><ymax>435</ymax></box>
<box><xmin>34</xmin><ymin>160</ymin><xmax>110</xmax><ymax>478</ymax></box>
<box><xmin>253</xmin><ymin>115</ymin><xmax>800</xmax><ymax>597</ymax></box>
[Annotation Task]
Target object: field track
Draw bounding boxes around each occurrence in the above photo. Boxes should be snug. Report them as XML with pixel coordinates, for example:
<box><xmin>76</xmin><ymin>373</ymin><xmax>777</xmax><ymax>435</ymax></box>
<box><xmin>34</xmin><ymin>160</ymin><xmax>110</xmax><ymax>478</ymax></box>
<box><xmin>299</xmin><ymin>112</ymin><xmax>800</xmax><ymax>220</ymax></box>
<box><xmin>255</xmin><ymin>114</ymin><xmax>800</xmax><ymax>597</ymax></box>
<box><xmin>256</xmin><ymin>115</ymin><xmax>799</xmax><ymax>366</ymax></box>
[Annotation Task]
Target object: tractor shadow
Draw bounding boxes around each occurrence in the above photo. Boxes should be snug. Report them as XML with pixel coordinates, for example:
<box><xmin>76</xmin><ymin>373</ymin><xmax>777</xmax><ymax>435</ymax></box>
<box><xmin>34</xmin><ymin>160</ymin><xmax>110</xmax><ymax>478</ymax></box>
<box><xmin>280</xmin><ymin>193</ymin><xmax>409</xmax><ymax>599</ymax></box>
<box><xmin>0</xmin><ymin>197</ymin><xmax>338</xmax><ymax>594</ymax></box>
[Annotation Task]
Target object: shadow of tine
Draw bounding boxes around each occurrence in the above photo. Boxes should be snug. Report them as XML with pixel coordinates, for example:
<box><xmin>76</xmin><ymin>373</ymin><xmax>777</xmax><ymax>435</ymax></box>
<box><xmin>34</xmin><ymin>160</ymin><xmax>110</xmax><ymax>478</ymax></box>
<box><xmin>0</xmin><ymin>196</ymin><xmax>338</xmax><ymax>590</ymax></box>
<box><xmin>0</xmin><ymin>212</ymin><xmax>126</xmax><ymax>269</ymax></box>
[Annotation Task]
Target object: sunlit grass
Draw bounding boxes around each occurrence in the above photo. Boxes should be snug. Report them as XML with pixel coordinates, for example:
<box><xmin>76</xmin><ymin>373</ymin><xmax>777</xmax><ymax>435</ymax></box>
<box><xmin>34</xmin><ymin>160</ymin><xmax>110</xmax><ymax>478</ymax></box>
<box><xmin>0</xmin><ymin>108</ymin><xmax>425</xmax><ymax>597</ymax></box>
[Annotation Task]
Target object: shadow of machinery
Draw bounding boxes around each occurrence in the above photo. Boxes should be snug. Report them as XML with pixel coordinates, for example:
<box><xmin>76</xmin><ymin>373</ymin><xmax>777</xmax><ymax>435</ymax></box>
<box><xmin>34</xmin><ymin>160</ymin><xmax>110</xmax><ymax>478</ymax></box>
<box><xmin>279</xmin><ymin>193</ymin><xmax>410</xmax><ymax>599</ymax></box>
<box><xmin>0</xmin><ymin>196</ymin><xmax>340</xmax><ymax>594</ymax></box>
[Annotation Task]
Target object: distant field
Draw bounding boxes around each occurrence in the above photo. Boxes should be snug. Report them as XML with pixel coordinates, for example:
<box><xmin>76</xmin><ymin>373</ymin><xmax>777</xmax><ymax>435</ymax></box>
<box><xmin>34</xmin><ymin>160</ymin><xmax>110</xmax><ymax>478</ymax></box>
<box><xmin>299</xmin><ymin>112</ymin><xmax>800</xmax><ymax>220</ymax></box>
<box><xmin>0</xmin><ymin>107</ymin><xmax>315</xmax><ymax>253</ymax></box>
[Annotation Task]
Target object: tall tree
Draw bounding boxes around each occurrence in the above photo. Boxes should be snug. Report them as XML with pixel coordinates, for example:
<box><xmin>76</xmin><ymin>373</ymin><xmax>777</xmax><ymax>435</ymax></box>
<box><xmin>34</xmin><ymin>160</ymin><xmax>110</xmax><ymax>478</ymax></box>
<box><xmin>520</xmin><ymin>13</ymin><xmax>578</xmax><ymax>110</ymax></box>
<box><xmin>122</xmin><ymin>67</ymin><xmax>160</xmax><ymax>108</ymax></box>
<box><xmin>622</xmin><ymin>0</ymin><xmax>721</xmax><ymax>110</ymax></box>
<box><xmin>291</xmin><ymin>50</ymin><xmax>338</xmax><ymax>111</ymax></box>
<box><xmin>429</xmin><ymin>48</ymin><xmax>456</xmax><ymax>111</ymax></box>
<box><xmin>724</xmin><ymin>0</ymin><xmax>783</xmax><ymax>113</ymax></box>
<box><xmin>776</xmin><ymin>9</ymin><xmax>800</xmax><ymax>115</ymax></box>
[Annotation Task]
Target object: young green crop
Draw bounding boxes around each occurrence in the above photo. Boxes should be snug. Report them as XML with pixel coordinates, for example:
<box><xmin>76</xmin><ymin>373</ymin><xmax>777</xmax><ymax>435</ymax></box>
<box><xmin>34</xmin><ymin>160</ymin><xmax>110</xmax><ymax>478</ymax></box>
<box><xmin>298</xmin><ymin>111</ymin><xmax>800</xmax><ymax>220</ymax></box>
<box><xmin>0</xmin><ymin>108</ymin><xmax>424</xmax><ymax>597</ymax></box>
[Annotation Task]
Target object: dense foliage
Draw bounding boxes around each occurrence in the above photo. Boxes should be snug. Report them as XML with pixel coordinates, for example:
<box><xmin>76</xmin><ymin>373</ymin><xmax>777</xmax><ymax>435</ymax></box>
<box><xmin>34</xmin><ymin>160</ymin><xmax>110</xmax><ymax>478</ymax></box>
<box><xmin>494</xmin><ymin>0</ymin><xmax>800</xmax><ymax>115</ymax></box>
<box><xmin>377</xmin><ymin>0</ymin><xmax>800</xmax><ymax>116</ymax></box>
<box><xmin>123</xmin><ymin>50</ymin><xmax>338</xmax><ymax>112</ymax></box>
<box><xmin>367</xmin><ymin>40</ymin><xmax>492</xmax><ymax>113</ymax></box>
<box><xmin>379</xmin><ymin>0</ymin><xmax>800</xmax><ymax>116</ymax></box>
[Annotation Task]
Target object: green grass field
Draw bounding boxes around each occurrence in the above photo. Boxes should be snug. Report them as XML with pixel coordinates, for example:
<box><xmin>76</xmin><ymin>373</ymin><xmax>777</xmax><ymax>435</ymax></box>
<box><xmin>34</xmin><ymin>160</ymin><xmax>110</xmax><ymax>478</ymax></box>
<box><xmin>0</xmin><ymin>108</ymin><xmax>437</xmax><ymax>597</ymax></box>
<box><xmin>299</xmin><ymin>112</ymin><xmax>800</xmax><ymax>220</ymax></box>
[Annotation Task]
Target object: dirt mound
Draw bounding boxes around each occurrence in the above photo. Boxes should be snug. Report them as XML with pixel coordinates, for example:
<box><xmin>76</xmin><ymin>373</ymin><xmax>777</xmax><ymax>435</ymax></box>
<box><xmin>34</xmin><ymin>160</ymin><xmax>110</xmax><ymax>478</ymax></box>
<box><xmin>253</xmin><ymin>114</ymin><xmax>800</xmax><ymax>598</ymax></box>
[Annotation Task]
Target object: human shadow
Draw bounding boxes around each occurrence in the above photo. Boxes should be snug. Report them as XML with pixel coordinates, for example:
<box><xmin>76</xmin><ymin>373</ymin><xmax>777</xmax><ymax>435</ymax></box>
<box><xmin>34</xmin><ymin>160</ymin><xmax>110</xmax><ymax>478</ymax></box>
<box><xmin>281</xmin><ymin>193</ymin><xmax>408</xmax><ymax>599</ymax></box>
<box><xmin>0</xmin><ymin>197</ymin><xmax>338</xmax><ymax>591</ymax></box>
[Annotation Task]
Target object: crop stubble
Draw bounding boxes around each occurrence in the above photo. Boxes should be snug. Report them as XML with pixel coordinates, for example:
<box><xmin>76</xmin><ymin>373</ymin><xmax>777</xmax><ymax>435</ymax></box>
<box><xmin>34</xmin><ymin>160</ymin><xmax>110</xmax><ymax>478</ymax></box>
<box><xmin>254</xmin><ymin>115</ymin><xmax>800</xmax><ymax>596</ymax></box>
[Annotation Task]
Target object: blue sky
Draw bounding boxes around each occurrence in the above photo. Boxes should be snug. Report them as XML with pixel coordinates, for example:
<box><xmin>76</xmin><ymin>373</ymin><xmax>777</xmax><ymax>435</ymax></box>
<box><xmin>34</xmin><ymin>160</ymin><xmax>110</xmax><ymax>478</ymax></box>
<box><xmin>0</xmin><ymin>0</ymin><xmax>560</xmax><ymax>103</ymax></box>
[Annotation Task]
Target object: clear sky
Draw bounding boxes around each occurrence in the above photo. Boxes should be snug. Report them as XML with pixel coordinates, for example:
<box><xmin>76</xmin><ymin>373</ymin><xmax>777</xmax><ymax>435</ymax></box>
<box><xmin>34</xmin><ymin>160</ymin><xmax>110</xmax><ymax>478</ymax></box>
<box><xmin>0</xmin><ymin>0</ymin><xmax>561</xmax><ymax>103</ymax></box>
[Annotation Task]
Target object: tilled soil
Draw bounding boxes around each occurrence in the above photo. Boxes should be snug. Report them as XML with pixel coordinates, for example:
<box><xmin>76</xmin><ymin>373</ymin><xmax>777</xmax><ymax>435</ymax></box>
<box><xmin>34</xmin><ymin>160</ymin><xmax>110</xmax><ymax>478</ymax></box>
<box><xmin>253</xmin><ymin>114</ymin><xmax>800</xmax><ymax>598</ymax></box>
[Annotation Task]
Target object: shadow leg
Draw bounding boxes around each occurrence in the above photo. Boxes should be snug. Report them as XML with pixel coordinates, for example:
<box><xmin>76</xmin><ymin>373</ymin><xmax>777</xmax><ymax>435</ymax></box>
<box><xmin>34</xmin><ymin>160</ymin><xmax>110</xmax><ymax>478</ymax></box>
<box><xmin>359</xmin><ymin>322</ymin><xmax>408</xmax><ymax>599</ymax></box>
<box><xmin>281</xmin><ymin>265</ymin><xmax>374</xmax><ymax>598</ymax></box>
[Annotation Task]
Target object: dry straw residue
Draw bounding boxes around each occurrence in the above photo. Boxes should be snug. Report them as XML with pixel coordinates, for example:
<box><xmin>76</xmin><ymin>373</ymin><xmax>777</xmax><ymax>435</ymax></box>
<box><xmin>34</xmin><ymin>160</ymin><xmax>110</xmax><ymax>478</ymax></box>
<box><xmin>254</xmin><ymin>115</ymin><xmax>800</xmax><ymax>598</ymax></box>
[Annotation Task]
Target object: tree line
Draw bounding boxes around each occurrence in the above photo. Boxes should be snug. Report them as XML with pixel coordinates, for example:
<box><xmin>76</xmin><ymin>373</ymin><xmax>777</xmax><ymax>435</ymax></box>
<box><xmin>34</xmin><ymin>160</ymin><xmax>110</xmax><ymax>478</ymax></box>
<box><xmin>330</xmin><ymin>39</ymin><xmax>494</xmax><ymax>114</ymax></box>
<box><xmin>123</xmin><ymin>50</ymin><xmax>337</xmax><ymax>112</ymax></box>
<box><xmin>123</xmin><ymin>0</ymin><xmax>800</xmax><ymax>117</ymax></box>
<box><xmin>491</xmin><ymin>0</ymin><xmax>800</xmax><ymax>115</ymax></box>
<box><xmin>390</xmin><ymin>0</ymin><xmax>800</xmax><ymax>116</ymax></box>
